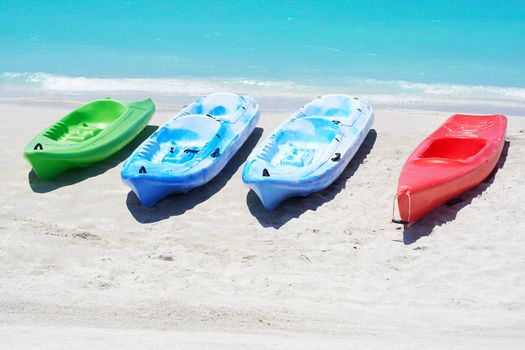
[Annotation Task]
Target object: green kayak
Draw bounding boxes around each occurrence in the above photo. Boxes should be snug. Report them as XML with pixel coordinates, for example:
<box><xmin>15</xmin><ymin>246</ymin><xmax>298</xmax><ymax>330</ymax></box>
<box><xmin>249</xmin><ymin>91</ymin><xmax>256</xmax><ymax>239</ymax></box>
<box><xmin>24</xmin><ymin>98</ymin><xmax>155</xmax><ymax>180</ymax></box>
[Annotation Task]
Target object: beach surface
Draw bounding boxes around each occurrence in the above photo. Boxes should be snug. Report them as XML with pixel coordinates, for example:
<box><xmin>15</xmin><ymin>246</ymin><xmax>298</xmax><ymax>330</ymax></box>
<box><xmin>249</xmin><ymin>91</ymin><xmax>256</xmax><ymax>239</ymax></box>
<box><xmin>1</xmin><ymin>101</ymin><xmax>525</xmax><ymax>349</ymax></box>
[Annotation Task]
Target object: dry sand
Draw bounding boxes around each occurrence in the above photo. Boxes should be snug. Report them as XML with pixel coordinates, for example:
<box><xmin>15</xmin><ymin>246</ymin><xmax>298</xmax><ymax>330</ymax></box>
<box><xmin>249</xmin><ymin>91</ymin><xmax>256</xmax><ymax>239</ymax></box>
<box><xmin>1</xmin><ymin>102</ymin><xmax>525</xmax><ymax>349</ymax></box>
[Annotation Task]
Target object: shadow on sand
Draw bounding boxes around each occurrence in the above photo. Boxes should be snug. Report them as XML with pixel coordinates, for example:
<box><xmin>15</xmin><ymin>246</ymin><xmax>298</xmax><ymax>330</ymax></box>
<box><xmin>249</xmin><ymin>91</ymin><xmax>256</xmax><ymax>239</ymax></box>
<box><xmin>28</xmin><ymin>125</ymin><xmax>158</xmax><ymax>193</ymax></box>
<box><xmin>402</xmin><ymin>140</ymin><xmax>510</xmax><ymax>245</ymax></box>
<box><xmin>246</xmin><ymin>129</ymin><xmax>378</xmax><ymax>229</ymax></box>
<box><xmin>126</xmin><ymin>127</ymin><xmax>264</xmax><ymax>223</ymax></box>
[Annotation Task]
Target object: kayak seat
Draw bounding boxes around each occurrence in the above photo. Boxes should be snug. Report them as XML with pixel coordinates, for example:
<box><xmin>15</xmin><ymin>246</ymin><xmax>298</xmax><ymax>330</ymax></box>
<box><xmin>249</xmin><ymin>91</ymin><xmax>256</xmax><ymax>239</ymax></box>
<box><xmin>279</xmin><ymin>146</ymin><xmax>315</xmax><ymax>167</ymax></box>
<box><xmin>142</xmin><ymin>114</ymin><xmax>221</xmax><ymax>166</ymax></box>
<box><xmin>161</xmin><ymin>145</ymin><xmax>200</xmax><ymax>163</ymax></box>
<box><xmin>191</xmin><ymin>92</ymin><xmax>245</xmax><ymax>123</ymax></box>
<box><xmin>43</xmin><ymin>120</ymin><xmax>103</xmax><ymax>143</ymax></box>
<box><xmin>267</xmin><ymin>117</ymin><xmax>339</xmax><ymax>169</ymax></box>
<box><xmin>60</xmin><ymin>122</ymin><xmax>103</xmax><ymax>142</ymax></box>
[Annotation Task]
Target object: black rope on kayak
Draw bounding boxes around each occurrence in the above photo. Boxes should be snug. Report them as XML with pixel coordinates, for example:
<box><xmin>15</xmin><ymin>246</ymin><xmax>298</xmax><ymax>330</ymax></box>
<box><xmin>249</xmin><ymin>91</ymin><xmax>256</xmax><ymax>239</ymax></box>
<box><xmin>170</xmin><ymin>147</ymin><xmax>175</xmax><ymax>153</ymax></box>
<box><xmin>392</xmin><ymin>219</ymin><xmax>410</xmax><ymax>225</ymax></box>
<box><xmin>34</xmin><ymin>143</ymin><xmax>43</xmax><ymax>150</ymax></box>
<box><xmin>446</xmin><ymin>197</ymin><xmax>463</xmax><ymax>206</ymax></box>
<box><xmin>357</xmin><ymin>108</ymin><xmax>362</xmax><ymax>112</ymax></box>
<box><xmin>210</xmin><ymin>148</ymin><xmax>220</xmax><ymax>158</ymax></box>
<box><xmin>184</xmin><ymin>149</ymin><xmax>199</xmax><ymax>153</ymax></box>
<box><xmin>241</xmin><ymin>106</ymin><xmax>246</xmax><ymax>110</ymax></box>
<box><xmin>216</xmin><ymin>134</ymin><xmax>221</xmax><ymax>139</ymax></box>
<box><xmin>331</xmin><ymin>153</ymin><xmax>341</xmax><ymax>161</ymax></box>
<box><xmin>332</xmin><ymin>120</ymin><xmax>341</xmax><ymax>125</ymax></box>
<box><xmin>354</xmin><ymin>97</ymin><xmax>359</xmax><ymax>100</ymax></box>
<box><xmin>139</xmin><ymin>166</ymin><xmax>147</xmax><ymax>174</ymax></box>
<box><xmin>391</xmin><ymin>194</ymin><xmax>410</xmax><ymax>225</ymax></box>
<box><xmin>335</xmin><ymin>137</ymin><xmax>340</xmax><ymax>142</ymax></box>
<box><xmin>206</xmin><ymin>114</ymin><xmax>213</xmax><ymax>118</ymax></box>
<box><xmin>262</xmin><ymin>168</ymin><xmax>270</xmax><ymax>177</ymax></box>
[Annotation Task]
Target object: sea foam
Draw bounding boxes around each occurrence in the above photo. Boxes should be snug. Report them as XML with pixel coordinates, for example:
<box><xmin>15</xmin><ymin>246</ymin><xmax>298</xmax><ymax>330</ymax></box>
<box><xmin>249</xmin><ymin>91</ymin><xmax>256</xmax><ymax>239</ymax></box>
<box><xmin>2</xmin><ymin>72</ymin><xmax>525</xmax><ymax>113</ymax></box>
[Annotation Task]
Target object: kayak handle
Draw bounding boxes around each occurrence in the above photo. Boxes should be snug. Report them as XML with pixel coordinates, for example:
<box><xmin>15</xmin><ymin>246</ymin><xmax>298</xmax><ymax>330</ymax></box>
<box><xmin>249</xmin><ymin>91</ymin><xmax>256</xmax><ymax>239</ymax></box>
<box><xmin>34</xmin><ymin>143</ymin><xmax>43</xmax><ymax>150</ymax></box>
<box><xmin>210</xmin><ymin>148</ymin><xmax>220</xmax><ymax>158</ymax></box>
<box><xmin>262</xmin><ymin>168</ymin><xmax>270</xmax><ymax>177</ymax></box>
<box><xmin>139</xmin><ymin>166</ymin><xmax>147</xmax><ymax>174</ymax></box>
<box><xmin>331</xmin><ymin>153</ymin><xmax>341</xmax><ymax>161</ymax></box>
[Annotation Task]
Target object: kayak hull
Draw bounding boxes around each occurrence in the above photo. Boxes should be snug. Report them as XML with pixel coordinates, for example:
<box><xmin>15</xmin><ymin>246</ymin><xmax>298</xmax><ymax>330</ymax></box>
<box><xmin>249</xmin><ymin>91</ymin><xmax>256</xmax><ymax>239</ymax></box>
<box><xmin>243</xmin><ymin>94</ymin><xmax>374</xmax><ymax>210</ymax></box>
<box><xmin>121</xmin><ymin>93</ymin><xmax>260</xmax><ymax>207</ymax></box>
<box><xmin>396</xmin><ymin>114</ymin><xmax>507</xmax><ymax>224</ymax></box>
<box><xmin>24</xmin><ymin>99</ymin><xmax>155</xmax><ymax>180</ymax></box>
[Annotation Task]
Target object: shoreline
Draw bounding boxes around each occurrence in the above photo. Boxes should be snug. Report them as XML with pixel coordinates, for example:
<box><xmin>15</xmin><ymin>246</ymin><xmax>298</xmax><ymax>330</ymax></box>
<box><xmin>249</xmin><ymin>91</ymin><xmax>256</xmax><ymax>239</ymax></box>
<box><xmin>1</xmin><ymin>101</ymin><xmax>525</xmax><ymax>348</ymax></box>
<box><xmin>3</xmin><ymin>71</ymin><xmax>525</xmax><ymax>115</ymax></box>
<box><xmin>3</xmin><ymin>95</ymin><xmax>525</xmax><ymax>117</ymax></box>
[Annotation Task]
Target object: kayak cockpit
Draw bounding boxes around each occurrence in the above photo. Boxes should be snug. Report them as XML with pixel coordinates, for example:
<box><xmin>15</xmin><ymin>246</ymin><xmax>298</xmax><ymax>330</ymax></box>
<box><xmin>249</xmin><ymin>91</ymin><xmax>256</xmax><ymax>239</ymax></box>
<box><xmin>136</xmin><ymin>114</ymin><xmax>222</xmax><ymax>171</ymax></box>
<box><xmin>255</xmin><ymin>117</ymin><xmax>341</xmax><ymax>176</ymax></box>
<box><xmin>418</xmin><ymin>137</ymin><xmax>487</xmax><ymax>162</ymax></box>
<box><xmin>43</xmin><ymin>100</ymin><xmax>127</xmax><ymax>143</ymax></box>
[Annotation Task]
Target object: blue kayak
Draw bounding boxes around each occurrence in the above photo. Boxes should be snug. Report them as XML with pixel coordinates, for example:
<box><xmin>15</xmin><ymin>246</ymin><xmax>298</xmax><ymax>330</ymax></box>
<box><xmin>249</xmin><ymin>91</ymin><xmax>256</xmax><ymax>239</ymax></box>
<box><xmin>122</xmin><ymin>92</ymin><xmax>260</xmax><ymax>207</ymax></box>
<box><xmin>242</xmin><ymin>94</ymin><xmax>374</xmax><ymax>210</ymax></box>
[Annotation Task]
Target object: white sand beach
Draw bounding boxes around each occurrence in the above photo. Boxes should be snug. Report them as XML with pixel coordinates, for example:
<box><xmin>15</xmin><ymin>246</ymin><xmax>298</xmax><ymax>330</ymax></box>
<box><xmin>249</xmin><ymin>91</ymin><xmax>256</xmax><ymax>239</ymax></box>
<box><xmin>1</xmin><ymin>101</ymin><xmax>525</xmax><ymax>349</ymax></box>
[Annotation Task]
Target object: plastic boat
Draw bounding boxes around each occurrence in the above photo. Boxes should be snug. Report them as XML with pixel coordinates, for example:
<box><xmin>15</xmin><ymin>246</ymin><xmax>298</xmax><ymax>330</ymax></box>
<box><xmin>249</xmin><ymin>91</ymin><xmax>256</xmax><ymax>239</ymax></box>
<box><xmin>121</xmin><ymin>92</ymin><xmax>260</xmax><ymax>207</ymax></box>
<box><xmin>242</xmin><ymin>94</ymin><xmax>374</xmax><ymax>210</ymax></box>
<box><xmin>24</xmin><ymin>98</ymin><xmax>155</xmax><ymax>180</ymax></box>
<box><xmin>394</xmin><ymin>114</ymin><xmax>507</xmax><ymax>225</ymax></box>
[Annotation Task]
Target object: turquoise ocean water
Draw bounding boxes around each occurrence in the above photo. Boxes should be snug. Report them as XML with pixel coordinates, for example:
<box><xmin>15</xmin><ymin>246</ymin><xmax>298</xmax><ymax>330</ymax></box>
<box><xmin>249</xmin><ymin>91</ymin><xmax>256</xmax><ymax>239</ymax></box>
<box><xmin>1</xmin><ymin>0</ymin><xmax>524</xmax><ymax>112</ymax></box>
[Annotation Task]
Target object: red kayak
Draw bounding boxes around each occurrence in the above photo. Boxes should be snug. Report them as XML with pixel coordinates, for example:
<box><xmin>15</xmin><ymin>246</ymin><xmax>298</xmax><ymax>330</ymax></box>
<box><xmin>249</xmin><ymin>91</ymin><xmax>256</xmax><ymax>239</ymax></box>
<box><xmin>395</xmin><ymin>114</ymin><xmax>507</xmax><ymax>225</ymax></box>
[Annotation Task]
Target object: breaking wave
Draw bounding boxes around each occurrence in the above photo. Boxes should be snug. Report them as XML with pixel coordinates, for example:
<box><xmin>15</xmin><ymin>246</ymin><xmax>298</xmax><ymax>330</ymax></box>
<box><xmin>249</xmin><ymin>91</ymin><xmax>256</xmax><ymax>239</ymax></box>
<box><xmin>2</xmin><ymin>72</ymin><xmax>525</xmax><ymax>113</ymax></box>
